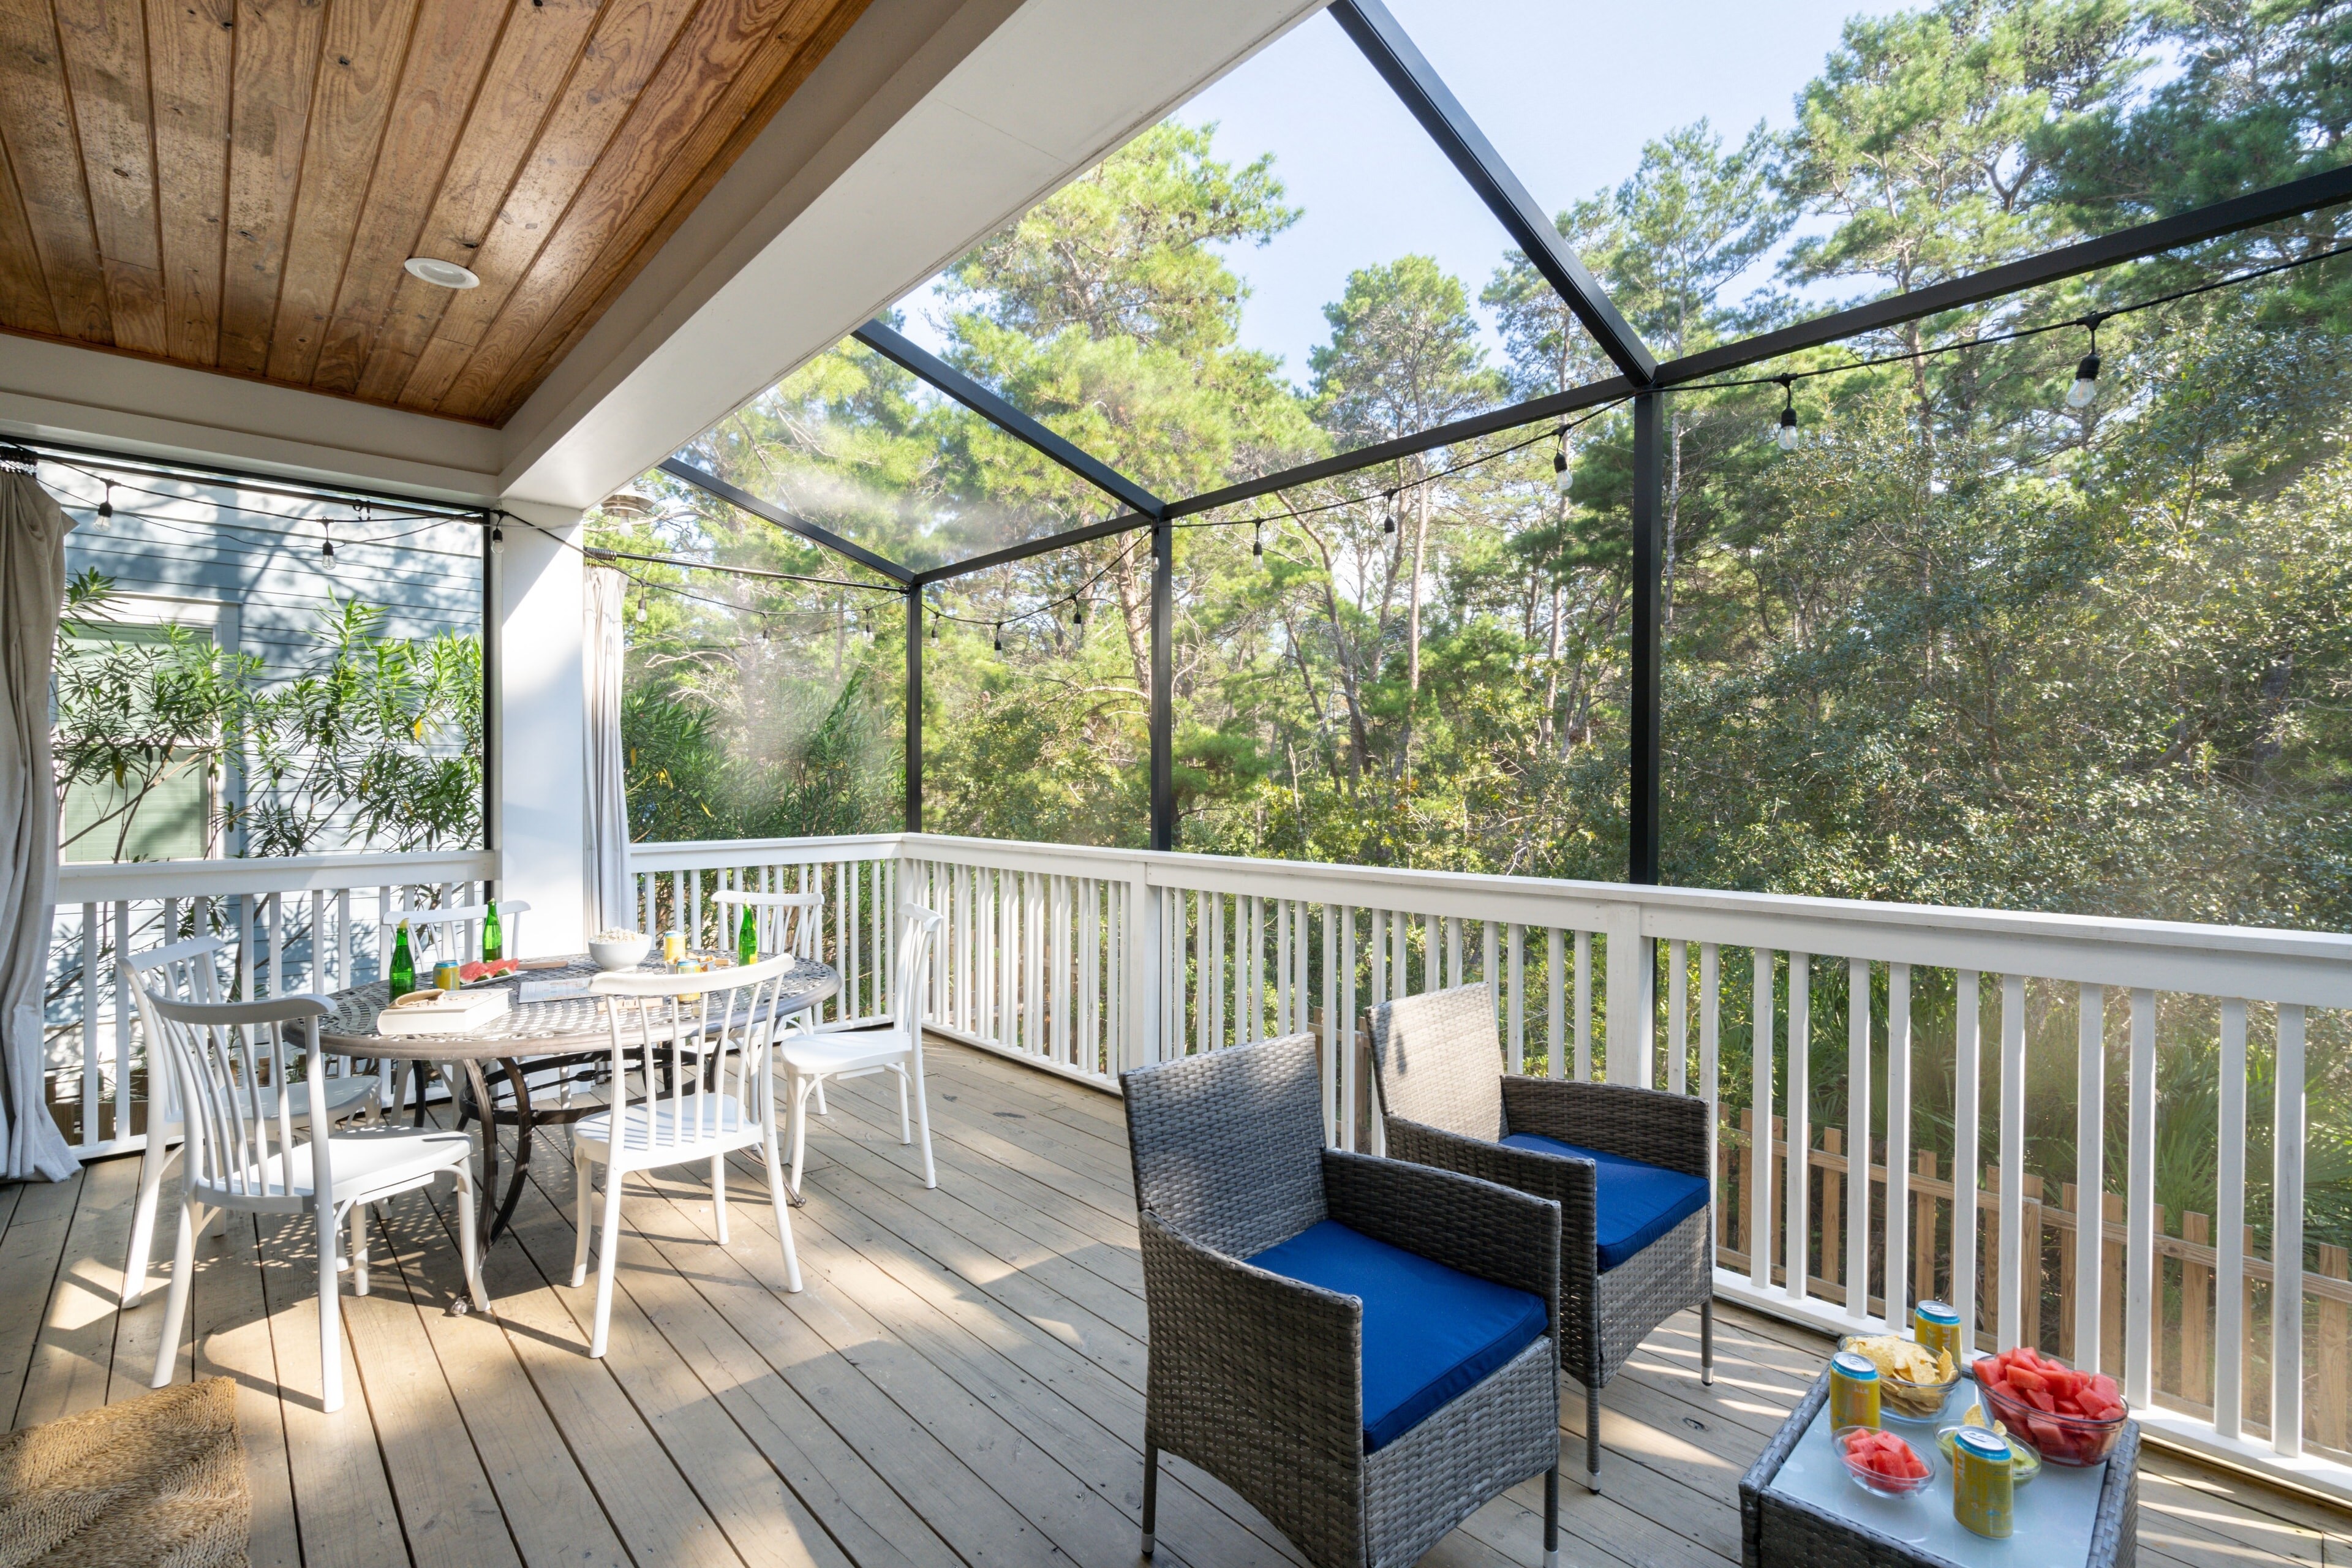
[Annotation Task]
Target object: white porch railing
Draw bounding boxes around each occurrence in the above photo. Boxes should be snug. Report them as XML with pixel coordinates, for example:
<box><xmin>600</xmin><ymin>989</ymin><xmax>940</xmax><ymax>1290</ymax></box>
<box><xmin>42</xmin><ymin>829</ymin><xmax>2347</xmax><ymax>1502</ymax></box>
<box><xmin>47</xmin><ymin>850</ymin><xmax>500</xmax><ymax>1157</ymax></box>
<box><xmin>634</xmin><ymin>830</ymin><xmax>2352</xmax><ymax>1504</ymax></box>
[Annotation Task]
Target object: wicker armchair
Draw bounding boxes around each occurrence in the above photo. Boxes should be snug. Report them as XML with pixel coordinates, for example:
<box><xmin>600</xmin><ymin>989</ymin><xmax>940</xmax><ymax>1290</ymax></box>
<box><xmin>1122</xmin><ymin>1033</ymin><xmax>1566</xmax><ymax>1568</ymax></box>
<box><xmin>1370</xmin><ymin>982</ymin><xmax>1714</xmax><ymax>1491</ymax></box>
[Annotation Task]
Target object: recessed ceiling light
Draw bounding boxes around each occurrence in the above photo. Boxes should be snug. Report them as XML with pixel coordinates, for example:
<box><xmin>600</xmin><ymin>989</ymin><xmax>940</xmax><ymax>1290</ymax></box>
<box><xmin>403</xmin><ymin>256</ymin><xmax>480</xmax><ymax>290</ymax></box>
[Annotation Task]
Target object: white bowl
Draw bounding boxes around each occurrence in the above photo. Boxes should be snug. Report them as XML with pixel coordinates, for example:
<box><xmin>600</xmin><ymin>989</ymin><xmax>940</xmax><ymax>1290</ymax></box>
<box><xmin>588</xmin><ymin>932</ymin><xmax>651</xmax><ymax>971</ymax></box>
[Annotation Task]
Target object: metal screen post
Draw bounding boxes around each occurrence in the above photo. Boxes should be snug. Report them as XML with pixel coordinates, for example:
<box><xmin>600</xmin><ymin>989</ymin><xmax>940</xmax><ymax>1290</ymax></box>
<box><xmin>1629</xmin><ymin>391</ymin><xmax>1664</xmax><ymax>886</ymax></box>
<box><xmin>905</xmin><ymin>590</ymin><xmax>922</xmax><ymax>832</ymax></box>
<box><xmin>1150</xmin><ymin>516</ymin><xmax>1174</xmax><ymax>851</ymax></box>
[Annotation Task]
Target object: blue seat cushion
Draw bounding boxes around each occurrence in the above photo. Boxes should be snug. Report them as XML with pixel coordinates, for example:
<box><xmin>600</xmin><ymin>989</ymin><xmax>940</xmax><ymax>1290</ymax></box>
<box><xmin>1246</xmin><ymin>1219</ymin><xmax>1548</xmax><ymax>1451</ymax></box>
<box><xmin>1501</xmin><ymin>1133</ymin><xmax>1709</xmax><ymax>1272</ymax></box>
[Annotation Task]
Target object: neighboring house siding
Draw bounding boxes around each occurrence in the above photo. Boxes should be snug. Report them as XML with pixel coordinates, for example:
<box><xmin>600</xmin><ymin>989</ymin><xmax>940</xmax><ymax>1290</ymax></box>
<box><xmin>50</xmin><ymin>464</ymin><xmax>484</xmax><ymax>860</ymax></box>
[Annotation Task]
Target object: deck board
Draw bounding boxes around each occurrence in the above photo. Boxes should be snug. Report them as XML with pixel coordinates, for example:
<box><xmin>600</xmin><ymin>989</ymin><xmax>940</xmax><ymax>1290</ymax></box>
<box><xmin>6</xmin><ymin>1038</ymin><xmax>2342</xmax><ymax>1568</ymax></box>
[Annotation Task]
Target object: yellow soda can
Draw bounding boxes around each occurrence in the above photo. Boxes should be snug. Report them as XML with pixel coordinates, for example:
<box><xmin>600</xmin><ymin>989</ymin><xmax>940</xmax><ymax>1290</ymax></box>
<box><xmin>1952</xmin><ymin>1427</ymin><xmax>2015</xmax><ymax>1538</ymax></box>
<box><xmin>432</xmin><ymin>960</ymin><xmax>464</xmax><ymax>992</ymax></box>
<box><xmin>1828</xmin><ymin>1349</ymin><xmax>1881</xmax><ymax>1431</ymax></box>
<box><xmin>1915</xmin><ymin>1300</ymin><xmax>1961</xmax><ymax>1366</ymax></box>
<box><xmin>662</xmin><ymin>930</ymin><xmax>687</xmax><ymax>964</ymax></box>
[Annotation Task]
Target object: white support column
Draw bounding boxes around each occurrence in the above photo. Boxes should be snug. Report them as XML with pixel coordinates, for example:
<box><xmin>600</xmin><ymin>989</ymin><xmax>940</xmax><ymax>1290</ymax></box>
<box><xmin>492</xmin><ymin>501</ymin><xmax>590</xmax><ymax>957</ymax></box>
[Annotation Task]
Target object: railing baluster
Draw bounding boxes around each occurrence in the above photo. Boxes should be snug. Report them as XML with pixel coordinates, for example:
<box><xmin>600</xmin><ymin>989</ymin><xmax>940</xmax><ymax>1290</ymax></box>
<box><xmin>2215</xmin><ymin>998</ymin><xmax>2248</xmax><ymax>1438</ymax></box>
<box><xmin>1847</xmin><ymin>956</ymin><xmax>1870</xmax><ymax>1322</ymax></box>
<box><xmin>1701</xmin><ymin>943</ymin><xmax>1721</xmax><ymax>1208</ymax></box>
<box><xmin>80</xmin><ymin>903</ymin><xmax>99</xmax><ymax>1147</ymax></box>
<box><xmin>1574</xmin><ymin>930</ymin><xmax>1593</xmax><ymax>1082</ymax></box>
<box><xmin>1787</xmin><ymin>952</ymin><xmax>1809</xmax><ymax>1307</ymax></box>
<box><xmin>1954</xmin><ymin>972</ymin><xmax>1983</xmax><ymax>1354</ymax></box>
<box><xmin>2076</xmin><ymin>982</ymin><xmax>2106</xmax><ymax>1368</ymax></box>
<box><xmin>1668</xmin><ymin>938</ymin><xmax>1688</xmax><ymax>1096</ymax></box>
<box><xmin>2126</xmin><ymin>987</ymin><xmax>2158</xmax><ymax>1407</ymax></box>
<box><xmin>2275</xmin><ymin>1003</ymin><xmax>2307</xmax><ymax>1457</ymax></box>
<box><xmin>1423</xmin><ymin>913</ymin><xmax>1439</xmax><ymax>995</ymax></box>
<box><xmin>1998</xmin><ymin>973</ymin><xmax>2028</xmax><ymax>1349</ymax></box>
<box><xmin>1507</xmin><ymin>924</ymin><xmax>1525</xmax><ymax>1072</ymax></box>
<box><xmin>1883</xmin><ymin>962</ymin><xmax>1911</xmax><ymax>1328</ymax></box>
<box><xmin>1751</xmin><ymin>949</ymin><xmax>1774</xmax><ymax>1292</ymax></box>
<box><xmin>1547</xmin><ymin>929</ymin><xmax>1564</xmax><ymax>1080</ymax></box>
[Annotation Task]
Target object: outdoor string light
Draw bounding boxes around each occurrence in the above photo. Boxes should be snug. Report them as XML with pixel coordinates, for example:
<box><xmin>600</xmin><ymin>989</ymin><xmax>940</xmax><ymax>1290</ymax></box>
<box><xmin>633</xmin><ymin>584</ymin><xmax>649</xmax><ymax>623</ymax></box>
<box><xmin>993</xmin><ymin>622</ymin><xmax>1004</xmax><ymax>652</ymax></box>
<box><xmin>1553</xmin><ymin>432</ymin><xmax>1572</xmax><ymax>494</ymax></box>
<box><xmin>94</xmin><ymin>482</ymin><xmax>113</xmax><ymax>527</ymax></box>
<box><xmin>1382</xmin><ymin>490</ymin><xmax>1398</xmax><ymax>535</ymax></box>
<box><xmin>1253</xmin><ymin>519</ymin><xmax>1265</xmax><ymax>565</ymax></box>
<box><xmin>321</xmin><ymin>518</ymin><xmax>334</xmax><ymax>560</ymax></box>
<box><xmin>2067</xmin><ymin>314</ymin><xmax>2106</xmax><ymax>410</ymax></box>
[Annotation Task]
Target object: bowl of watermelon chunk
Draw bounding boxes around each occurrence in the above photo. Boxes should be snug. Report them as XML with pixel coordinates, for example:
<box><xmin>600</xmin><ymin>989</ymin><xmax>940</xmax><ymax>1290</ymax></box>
<box><xmin>1973</xmin><ymin>1347</ymin><xmax>2128</xmax><ymax>1466</ymax></box>
<box><xmin>1833</xmin><ymin>1426</ymin><xmax>1936</xmax><ymax>1498</ymax></box>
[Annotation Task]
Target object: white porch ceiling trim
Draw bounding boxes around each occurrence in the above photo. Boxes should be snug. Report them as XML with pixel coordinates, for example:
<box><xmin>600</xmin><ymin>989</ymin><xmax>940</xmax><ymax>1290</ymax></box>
<box><xmin>0</xmin><ymin>0</ymin><xmax>1324</xmax><ymax>512</ymax></box>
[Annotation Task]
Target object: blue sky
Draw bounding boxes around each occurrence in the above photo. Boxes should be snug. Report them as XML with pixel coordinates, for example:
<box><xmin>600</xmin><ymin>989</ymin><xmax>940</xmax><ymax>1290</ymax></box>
<box><xmin>902</xmin><ymin>0</ymin><xmax>1867</xmax><ymax>383</ymax></box>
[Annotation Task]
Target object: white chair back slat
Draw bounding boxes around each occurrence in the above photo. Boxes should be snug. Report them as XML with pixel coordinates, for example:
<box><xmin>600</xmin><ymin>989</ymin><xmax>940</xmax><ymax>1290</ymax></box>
<box><xmin>589</xmin><ymin>952</ymin><xmax>803</xmax><ymax>1156</ymax></box>
<box><xmin>892</xmin><ymin>902</ymin><xmax>943</xmax><ymax>1033</ymax></box>
<box><xmin>124</xmin><ymin>971</ymin><xmax>333</xmax><ymax>1208</ymax></box>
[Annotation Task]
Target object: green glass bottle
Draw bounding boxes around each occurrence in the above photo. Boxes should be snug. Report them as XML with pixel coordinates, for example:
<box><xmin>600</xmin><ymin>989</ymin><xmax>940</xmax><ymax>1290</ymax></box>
<box><xmin>737</xmin><ymin>904</ymin><xmax>758</xmax><ymax>967</ymax></box>
<box><xmin>388</xmin><ymin>919</ymin><xmax>416</xmax><ymax>1000</ymax></box>
<box><xmin>481</xmin><ymin>899</ymin><xmax>503</xmax><ymax>962</ymax></box>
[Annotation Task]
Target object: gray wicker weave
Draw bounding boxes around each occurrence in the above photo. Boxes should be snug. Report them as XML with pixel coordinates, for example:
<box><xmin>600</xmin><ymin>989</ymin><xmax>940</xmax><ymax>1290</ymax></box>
<box><xmin>1121</xmin><ymin>1033</ymin><xmax>1567</xmax><ymax>1568</ymax></box>
<box><xmin>1739</xmin><ymin>1365</ymin><xmax>2138</xmax><ymax>1568</ymax></box>
<box><xmin>1369</xmin><ymin>982</ymin><xmax>1716</xmax><ymax>1489</ymax></box>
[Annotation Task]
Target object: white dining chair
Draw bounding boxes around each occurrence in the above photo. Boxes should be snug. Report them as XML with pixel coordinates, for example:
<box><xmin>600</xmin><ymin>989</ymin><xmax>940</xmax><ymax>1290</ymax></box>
<box><xmin>709</xmin><ymin>889</ymin><xmax>821</xmax><ymax>959</ymax></box>
<box><xmin>131</xmin><ymin>975</ymin><xmax>486</xmax><ymax>1411</ymax></box>
<box><xmin>778</xmin><ymin>902</ymin><xmax>943</xmax><ymax>1195</ymax></box>
<box><xmin>570</xmin><ymin>951</ymin><xmax>807</xmax><ymax>1358</ymax></box>
<box><xmin>121</xmin><ymin>935</ymin><xmax>382</xmax><ymax>1310</ymax></box>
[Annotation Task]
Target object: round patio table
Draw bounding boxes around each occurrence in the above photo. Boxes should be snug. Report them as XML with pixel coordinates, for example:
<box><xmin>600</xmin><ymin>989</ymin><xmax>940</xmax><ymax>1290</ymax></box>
<box><xmin>306</xmin><ymin>954</ymin><xmax>839</xmax><ymax>1250</ymax></box>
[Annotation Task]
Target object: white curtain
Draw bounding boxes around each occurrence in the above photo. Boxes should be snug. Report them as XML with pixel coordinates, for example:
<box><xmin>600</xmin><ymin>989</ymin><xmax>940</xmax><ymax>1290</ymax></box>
<box><xmin>1</xmin><ymin>472</ymin><xmax>78</xmax><ymax>1181</ymax></box>
<box><xmin>584</xmin><ymin>567</ymin><xmax>633</xmax><ymax>935</ymax></box>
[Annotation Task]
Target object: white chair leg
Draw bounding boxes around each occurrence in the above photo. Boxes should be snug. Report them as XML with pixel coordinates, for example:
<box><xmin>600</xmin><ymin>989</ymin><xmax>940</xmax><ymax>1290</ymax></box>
<box><xmin>896</xmin><ymin>1066</ymin><xmax>911</xmax><ymax>1144</ymax></box>
<box><xmin>150</xmin><ymin>1197</ymin><xmax>199</xmax><ymax>1389</ymax></box>
<box><xmin>123</xmin><ymin>1131</ymin><xmax>176</xmax><ymax>1309</ymax></box>
<box><xmin>761</xmin><ymin>1124</ymin><xmax>803</xmax><ymax>1294</ymax></box>
<box><xmin>789</xmin><ymin>1076</ymin><xmax>817</xmax><ymax>1196</ymax></box>
<box><xmin>710</xmin><ymin>1152</ymin><xmax>728</xmax><ymax>1246</ymax></box>
<box><xmin>318</xmin><ymin>1207</ymin><xmax>345</xmax><ymax>1412</ymax></box>
<box><xmin>207</xmin><ymin>1203</ymin><xmax>230</xmax><ymax>1240</ymax></box>
<box><xmin>570</xmin><ymin>1149</ymin><xmax>594</xmax><ymax>1288</ymax></box>
<box><xmin>812</xmin><ymin>1077</ymin><xmax>827</xmax><ymax>1117</ymax></box>
<box><xmin>455</xmin><ymin>1172</ymin><xmax>488</xmax><ymax>1313</ymax></box>
<box><xmin>589</xmin><ymin>1168</ymin><xmax>625</xmax><ymax>1358</ymax></box>
<box><xmin>910</xmin><ymin>1052</ymin><xmax>936</xmax><ymax>1190</ymax></box>
<box><xmin>350</xmin><ymin>1204</ymin><xmax>370</xmax><ymax>1296</ymax></box>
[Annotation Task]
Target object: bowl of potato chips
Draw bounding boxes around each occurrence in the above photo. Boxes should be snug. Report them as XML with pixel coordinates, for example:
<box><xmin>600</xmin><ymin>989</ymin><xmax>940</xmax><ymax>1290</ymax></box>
<box><xmin>1840</xmin><ymin>1333</ymin><xmax>1962</xmax><ymax>1420</ymax></box>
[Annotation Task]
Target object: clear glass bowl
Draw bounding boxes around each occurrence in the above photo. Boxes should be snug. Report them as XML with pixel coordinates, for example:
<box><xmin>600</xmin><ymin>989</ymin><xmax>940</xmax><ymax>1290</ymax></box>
<box><xmin>1977</xmin><ymin>1379</ymin><xmax>2128</xmax><ymax>1466</ymax></box>
<box><xmin>1833</xmin><ymin>1426</ymin><xmax>1937</xmax><ymax>1498</ymax></box>
<box><xmin>1839</xmin><ymin>1335</ymin><xmax>1962</xmax><ymax>1422</ymax></box>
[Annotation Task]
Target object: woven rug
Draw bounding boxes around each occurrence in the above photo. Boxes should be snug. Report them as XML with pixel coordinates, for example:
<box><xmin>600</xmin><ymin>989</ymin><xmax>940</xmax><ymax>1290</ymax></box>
<box><xmin>0</xmin><ymin>1378</ymin><xmax>249</xmax><ymax>1568</ymax></box>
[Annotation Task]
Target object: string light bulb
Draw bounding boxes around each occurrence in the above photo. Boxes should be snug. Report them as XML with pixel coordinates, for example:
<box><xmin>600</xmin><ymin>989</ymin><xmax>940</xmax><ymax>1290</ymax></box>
<box><xmin>94</xmin><ymin>483</ymin><xmax>113</xmax><ymax>527</ymax></box>
<box><xmin>320</xmin><ymin>518</ymin><xmax>334</xmax><ymax>560</ymax></box>
<box><xmin>1553</xmin><ymin>434</ymin><xmax>1573</xmax><ymax>495</ymax></box>
<box><xmin>930</xmin><ymin>608</ymin><xmax>941</xmax><ymax>643</ymax></box>
<box><xmin>1253</xmin><ymin>519</ymin><xmax>1265</xmax><ymax>565</ymax></box>
<box><xmin>992</xmin><ymin>622</ymin><xmax>1003</xmax><ymax>653</ymax></box>
<box><xmin>1382</xmin><ymin>490</ymin><xmax>1397</xmax><ymax>535</ymax></box>
<box><xmin>489</xmin><ymin>524</ymin><xmax>503</xmax><ymax>554</ymax></box>
<box><xmin>1071</xmin><ymin>596</ymin><xmax>1085</xmax><ymax>627</ymax></box>
<box><xmin>633</xmin><ymin>586</ymin><xmax>649</xmax><ymax>624</ymax></box>
<box><xmin>2066</xmin><ymin>315</ymin><xmax>2105</xmax><ymax>411</ymax></box>
<box><xmin>1775</xmin><ymin>376</ymin><xmax>1800</xmax><ymax>453</ymax></box>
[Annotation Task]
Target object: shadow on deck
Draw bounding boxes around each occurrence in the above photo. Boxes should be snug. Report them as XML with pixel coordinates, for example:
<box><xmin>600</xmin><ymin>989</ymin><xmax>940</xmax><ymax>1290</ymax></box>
<box><xmin>2</xmin><ymin>1039</ymin><xmax>2344</xmax><ymax>1567</ymax></box>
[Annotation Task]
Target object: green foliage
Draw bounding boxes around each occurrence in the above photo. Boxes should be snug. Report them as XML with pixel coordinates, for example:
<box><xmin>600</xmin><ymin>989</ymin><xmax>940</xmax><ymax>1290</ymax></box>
<box><xmin>52</xmin><ymin>576</ymin><xmax>483</xmax><ymax>859</ymax></box>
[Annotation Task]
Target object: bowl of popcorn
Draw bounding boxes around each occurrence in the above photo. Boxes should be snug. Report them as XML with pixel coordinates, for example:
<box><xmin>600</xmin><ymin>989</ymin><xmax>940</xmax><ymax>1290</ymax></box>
<box><xmin>588</xmin><ymin>928</ymin><xmax>652</xmax><ymax>971</ymax></box>
<box><xmin>1841</xmin><ymin>1333</ymin><xmax>1962</xmax><ymax>1421</ymax></box>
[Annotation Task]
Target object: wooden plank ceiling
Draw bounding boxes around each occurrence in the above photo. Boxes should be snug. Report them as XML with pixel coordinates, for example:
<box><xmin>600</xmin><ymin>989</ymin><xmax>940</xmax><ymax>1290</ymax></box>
<box><xmin>0</xmin><ymin>0</ymin><xmax>869</xmax><ymax>426</ymax></box>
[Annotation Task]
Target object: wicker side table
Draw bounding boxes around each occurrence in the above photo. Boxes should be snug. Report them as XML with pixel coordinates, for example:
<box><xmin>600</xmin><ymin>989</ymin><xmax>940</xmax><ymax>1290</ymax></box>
<box><xmin>1740</xmin><ymin>1365</ymin><xmax>2138</xmax><ymax>1568</ymax></box>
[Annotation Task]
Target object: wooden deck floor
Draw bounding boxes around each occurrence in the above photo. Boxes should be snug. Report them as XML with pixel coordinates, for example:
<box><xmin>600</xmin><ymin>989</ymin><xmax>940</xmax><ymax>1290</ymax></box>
<box><xmin>4</xmin><ymin>1039</ymin><xmax>2346</xmax><ymax>1568</ymax></box>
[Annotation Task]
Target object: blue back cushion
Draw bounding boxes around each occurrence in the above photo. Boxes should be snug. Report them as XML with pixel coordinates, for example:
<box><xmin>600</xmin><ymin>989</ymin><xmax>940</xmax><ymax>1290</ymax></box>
<box><xmin>1247</xmin><ymin>1219</ymin><xmax>1548</xmax><ymax>1452</ymax></box>
<box><xmin>1500</xmin><ymin>1133</ymin><xmax>1709</xmax><ymax>1272</ymax></box>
